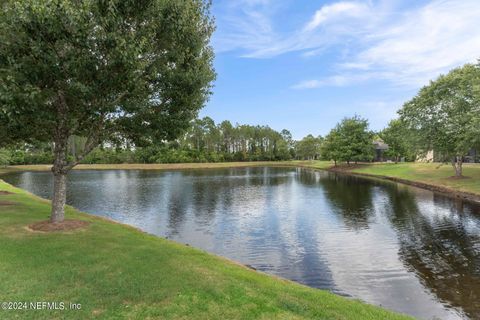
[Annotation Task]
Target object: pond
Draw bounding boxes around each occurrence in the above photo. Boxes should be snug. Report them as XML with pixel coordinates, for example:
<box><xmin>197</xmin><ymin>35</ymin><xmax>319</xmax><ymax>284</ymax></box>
<box><xmin>3</xmin><ymin>167</ymin><xmax>480</xmax><ymax>319</ymax></box>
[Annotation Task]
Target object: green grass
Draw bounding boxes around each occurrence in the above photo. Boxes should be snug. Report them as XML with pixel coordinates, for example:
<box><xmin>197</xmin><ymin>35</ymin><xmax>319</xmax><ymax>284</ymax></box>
<box><xmin>349</xmin><ymin>162</ymin><xmax>480</xmax><ymax>195</ymax></box>
<box><xmin>0</xmin><ymin>180</ymin><xmax>411</xmax><ymax>319</ymax></box>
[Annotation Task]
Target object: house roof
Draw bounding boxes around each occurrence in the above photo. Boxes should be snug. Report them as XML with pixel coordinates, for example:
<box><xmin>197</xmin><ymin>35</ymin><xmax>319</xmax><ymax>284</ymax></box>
<box><xmin>373</xmin><ymin>139</ymin><xmax>389</xmax><ymax>150</ymax></box>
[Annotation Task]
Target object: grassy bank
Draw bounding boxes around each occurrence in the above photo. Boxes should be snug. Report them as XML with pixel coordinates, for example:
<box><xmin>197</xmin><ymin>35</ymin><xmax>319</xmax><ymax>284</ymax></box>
<box><xmin>347</xmin><ymin>162</ymin><xmax>480</xmax><ymax>196</ymax></box>
<box><xmin>0</xmin><ymin>180</ymin><xmax>410</xmax><ymax>319</ymax></box>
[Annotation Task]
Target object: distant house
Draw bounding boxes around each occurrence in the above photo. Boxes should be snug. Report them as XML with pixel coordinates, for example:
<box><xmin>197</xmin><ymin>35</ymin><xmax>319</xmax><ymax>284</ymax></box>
<box><xmin>373</xmin><ymin>139</ymin><xmax>389</xmax><ymax>162</ymax></box>
<box><xmin>416</xmin><ymin>150</ymin><xmax>434</xmax><ymax>163</ymax></box>
<box><xmin>465</xmin><ymin>149</ymin><xmax>479</xmax><ymax>163</ymax></box>
<box><xmin>416</xmin><ymin>149</ymin><xmax>479</xmax><ymax>163</ymax></box>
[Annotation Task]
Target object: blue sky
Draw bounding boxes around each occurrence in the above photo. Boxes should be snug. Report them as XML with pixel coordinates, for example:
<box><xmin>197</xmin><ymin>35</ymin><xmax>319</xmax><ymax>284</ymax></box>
<box><xmin>199</xmin><ymin>0</ymin><xmax>480</xmax><ymax>139</ymax></box>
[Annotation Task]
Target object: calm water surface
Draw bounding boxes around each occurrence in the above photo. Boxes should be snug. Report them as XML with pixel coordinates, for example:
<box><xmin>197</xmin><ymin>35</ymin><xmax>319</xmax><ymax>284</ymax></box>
<box><xmin>4</xmin><ymin>167</ymin><xmax>480</xmax><ymax>319</ymax></box>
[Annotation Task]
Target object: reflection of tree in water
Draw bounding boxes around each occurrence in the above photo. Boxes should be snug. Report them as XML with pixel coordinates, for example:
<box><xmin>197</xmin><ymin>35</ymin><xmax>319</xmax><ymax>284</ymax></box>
<box><xmin>165</xmin><ymin>174</ymin><xmax>191</xmax><ymax>236</ymax></box>
<box><xmin>190</xmin><ymin>175</ymin><xmax>225</xmax><ymax>225</ymax></box>
<box><xmin>315</xmin><ymin>172</ymin><xmax>375</xmax><ymax>230</ymax></box>
<box><xmin>383</xmin><ymin>185</ymin><xmax>480</xmax><ymax>318</ymax></box>
<box><xmin>296</xmin><ymin>168</ymin><xmax>321</xmax><ymax>186</ymax></box>
<box><xmin>183</xmin><ymin>167</ymin><xmax>290</xmax><ymax>187</ymax></box>
<box><xmin>166</xmin><ymin>167</ymin><xmax>292</xmax><ymax>233</ymax></box>
<box><xmin>239</xmin><ymin>167</ymin><xmax>291</xmax><ymax>187</ymax></box>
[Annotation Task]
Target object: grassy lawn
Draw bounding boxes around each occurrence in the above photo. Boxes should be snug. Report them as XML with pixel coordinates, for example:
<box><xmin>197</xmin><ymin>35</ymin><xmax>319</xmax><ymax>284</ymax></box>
<box><xmin>0</xmin><ymin>180</ymin><xmax>411</xmax><ymax>320</ymax></box>
<box><xmin>348</xmin><ymin>162</ymin><xmax>480</xmax><ymax>196</ymax></box>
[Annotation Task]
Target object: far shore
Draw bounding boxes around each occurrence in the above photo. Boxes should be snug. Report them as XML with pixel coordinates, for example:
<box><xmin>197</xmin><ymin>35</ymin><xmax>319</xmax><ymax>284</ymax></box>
<box><xmin>2</xmin><ymin>161</ymin><xmax>480</xmax><ymax>203</ymax></box>
<box><xmin>1</xmin><ymin>161</ymin><xmax>322</xmax><ymax>172</ymax></box>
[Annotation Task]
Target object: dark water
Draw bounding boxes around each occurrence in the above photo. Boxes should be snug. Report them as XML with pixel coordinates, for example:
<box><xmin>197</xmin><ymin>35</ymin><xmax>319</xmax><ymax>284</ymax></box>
<box><xmin>3</xmin><ymin>167</ymin><xmax>480</xmax><ymax>319</ymax></box>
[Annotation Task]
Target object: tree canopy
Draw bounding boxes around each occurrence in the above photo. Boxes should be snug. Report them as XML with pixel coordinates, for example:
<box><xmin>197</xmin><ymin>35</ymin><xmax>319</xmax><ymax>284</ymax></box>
<box><xmin>321</xmin><ymin>128</ymin><xmax>342</xmax><ymax>166</ymax></box>
<box><xmin>177</xmin><ymin>117</ymin><xmax>293</xmax><ymax>161</ymax></box>
<box><xmin>399</xmin><ymin>63</ymin><xmax>480</xmax><ymax>176</ymax></box>
<box><xmin>380</xmin><ymin>119</ymin><xmax>415</xmax><ymax>163</ymax></box>
<box><xmin>322</xmin><ymin>116</ymin><xmax>374</xmax><ymax>165</ymax></box>
<box><xmin>295</xmin><ymin>134</ymin><xmax>322</xmax><ymax>160</ymax></box>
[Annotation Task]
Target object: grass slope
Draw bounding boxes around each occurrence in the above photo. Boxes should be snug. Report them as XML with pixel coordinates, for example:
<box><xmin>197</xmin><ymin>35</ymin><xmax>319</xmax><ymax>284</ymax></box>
<box><xmin>0</xmin><ymin>180</ymin><xmax>411</xmax><ymax>320</ymax></box>
<box><xmin>349</xmin><ymin>162</ymin><xmax>480</xmax><ymax>196</ymax></box>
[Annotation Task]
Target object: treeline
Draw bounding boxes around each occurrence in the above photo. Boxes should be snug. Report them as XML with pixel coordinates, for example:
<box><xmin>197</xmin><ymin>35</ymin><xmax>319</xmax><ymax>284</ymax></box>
<box><xmin>0</xmin><ymin>115</ymin><xmax>408</xmax><ymax>166</ymax></box>
<box><xmin>175</xmin><ymin>117</ymin><xmax>295</xmax><ymax>161</ymax></box>
<box><xmin>0</xmin><ymin>118</ymin><xmax>298</xmax><ymax>165</ymax></box>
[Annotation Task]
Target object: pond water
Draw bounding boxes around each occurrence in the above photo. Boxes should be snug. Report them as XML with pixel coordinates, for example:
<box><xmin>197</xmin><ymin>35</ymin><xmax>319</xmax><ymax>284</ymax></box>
<box><xmin>3</xmin><ymin>167</ymin><xmax>480</xmax><ymax>319</ymax></box>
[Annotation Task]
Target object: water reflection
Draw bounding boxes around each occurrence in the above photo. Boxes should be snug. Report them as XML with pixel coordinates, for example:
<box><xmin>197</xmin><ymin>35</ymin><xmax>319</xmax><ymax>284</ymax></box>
<box><xmin>382</xmin><ymin>185</ymin><xmax>480</xmax><ymax>319</ymax></box>
<box><xmin>3</xmin><ymin>167</ymin><xmax>480</xmax><ymax>319</ymax></box>
<box><xmin>317</xmin><ymin>173</ymin><xmax>375</xmax><ymax>230</ymax></box>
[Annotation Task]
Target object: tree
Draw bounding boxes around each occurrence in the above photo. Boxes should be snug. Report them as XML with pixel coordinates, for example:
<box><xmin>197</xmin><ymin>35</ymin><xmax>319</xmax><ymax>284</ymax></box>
<box><xmin>321</xmin><ymin>128</ymin><xmax>342</xmax><ymax>166</ymax></box>
<box><xmin>0</xmin><ymin>0</ymin><xmax>215</xmax><ymax>223</ymax></box>
<box><xmin>333</xmin><ymin>116</ymin><xmax>374</xmax><ymax>164</ymax></box>
<box><xmin>380</xmin><ymin>119</ymin><xmax>414</xmax><ymax>163</ymax></box>
<box><xmin>0</xmin><ymin>149</ymin><xmax>11</xmax><ymax>168</ymax></box>
<box><xmin>399</xmin><ymin>63</ymin><xmax>480</xmax><ymax>177</ymax></box>
<box><xmin>219</xmin><ymin>120</ymin><xmax>234</xmax><ymax>154</ymax></box>
<box><xmin>280</xmin><ymin>129</ymin><xmax>295</xmax><ymax>158</ymax></box>
<box><xmin>295</xmin><ymin>134</ymin><xmax>322</xmax><ymax>160</ymax></box>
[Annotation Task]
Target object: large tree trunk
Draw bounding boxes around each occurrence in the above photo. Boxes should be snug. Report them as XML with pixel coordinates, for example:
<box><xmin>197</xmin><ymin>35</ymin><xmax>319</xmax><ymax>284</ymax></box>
<box><xmin>451</xmin><ymin>156</ymin><xmax>463</xmax><ymax>177</ymax></box>
<box><xmin>51</xmin><ymin>91</ymin><xmax>69</xmax><ymax>223</ymax></box>
<box><xmin>49</xmin><ymin>92</ymin><xmax>100</xmax><ymax>223</ymax></box>
<box><xmin>51</xmin><ymin>171</ymin><xmax>67</xmax><ymax>223</ymax></box>
<box><xmin>51</xmin><ymin>136</ymin><xmax>68</xmax><ymax>223</ymax></box>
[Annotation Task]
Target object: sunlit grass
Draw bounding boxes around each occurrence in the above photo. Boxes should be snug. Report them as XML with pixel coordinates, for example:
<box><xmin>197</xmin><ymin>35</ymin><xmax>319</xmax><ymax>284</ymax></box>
<box><xmin>351</xmin><ymin>162</ymin><xmax>480</xmax><ymax>195</ymax></box>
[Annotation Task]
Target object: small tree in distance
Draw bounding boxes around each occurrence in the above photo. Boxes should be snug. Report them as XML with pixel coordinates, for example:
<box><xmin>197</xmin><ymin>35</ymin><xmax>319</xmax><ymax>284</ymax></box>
<box><xmin>0</xmin><ymin>0</ymin><xmax>215</xmax><ymax>223</ymax></box>
<box><xmin>380</xmin><ymin>119</ymin><xmax>413</xmax><ymax>163</ymax></box>
<box><xmin>321</xmin><ymin>128</ymin><xmax>342</xmax><ymax>166</ymax></box>
<box><xmin>322</xmin><ymin>116</ymin><xmax>374</xmax><ymax>165</ymax></box>
<box><xmin>295</xmin><ymin>134</ymin><xmax>322</xmax><ymax>160</ymax></box>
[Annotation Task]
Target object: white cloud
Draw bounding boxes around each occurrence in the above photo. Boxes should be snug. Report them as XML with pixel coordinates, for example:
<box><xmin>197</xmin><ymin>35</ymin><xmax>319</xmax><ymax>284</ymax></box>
<box><xmin>291</xmin><ymin>76</ymin><xmax>352</xmax><ymax>89</ymax></box>
<box><xmin>303</xmin><ymin>1</ymin><xmax>369</xmax><ymax>32</ymax></box>
<box><xmin>291</xmin><ymin>72</ymin><xmax>388</xmax><ymax>89</ymax></box>
<box><xmin>291</xmin><ymin>80</ymin><xmax>324</xmax><ymax>90</ymax></box>
<box><xmin>214</xmin><ymin>0</ymin><xmax>385</xmax><ymax>58</ymax></box>
<box><xmin>212</xmin><ymin>0</ymin><xmax>280</xmax><ymax>55</ymax></box>
<box><xmin>214</xmin><ymin>0</ymin><xmax>480</xmax><ymax>88</ymax></box>
<box><xmin>350</xmin><ymin>0</ymin><xmax>480</xmax><ymax>86</ymax></box>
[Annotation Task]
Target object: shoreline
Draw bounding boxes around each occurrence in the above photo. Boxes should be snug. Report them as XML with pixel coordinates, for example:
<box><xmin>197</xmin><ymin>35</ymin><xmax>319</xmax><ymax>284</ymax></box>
<box><xmin>326</xmin><ymin>164</ymin><xmax>480</xmax><ymax>204</ymax></box>
<box><xmin>341</xmin><ymin>171</ymin><xmax>480</xmax><ymax>204</ymax></box>
<box><xmin>2</xmin><ymin>161</ymin><xmax>480</xmax><ymax>204</ymax></box>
